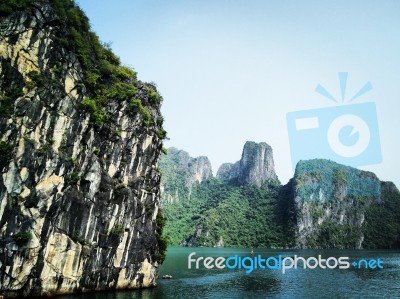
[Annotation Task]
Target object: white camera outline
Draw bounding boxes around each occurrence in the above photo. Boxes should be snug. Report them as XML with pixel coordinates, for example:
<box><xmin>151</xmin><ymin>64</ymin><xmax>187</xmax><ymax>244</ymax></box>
<box><xmin>327</xmin><ymin>114</ymin><xmax>371</xmax><ymax>158</ymax></box>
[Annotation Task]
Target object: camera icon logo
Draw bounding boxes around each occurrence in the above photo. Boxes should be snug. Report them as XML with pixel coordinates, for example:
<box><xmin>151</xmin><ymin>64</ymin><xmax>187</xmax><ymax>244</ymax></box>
<box><xmin>286</xmin><ymin>73</ymin><xmax>382</xmax><ymax>170</ymax></box>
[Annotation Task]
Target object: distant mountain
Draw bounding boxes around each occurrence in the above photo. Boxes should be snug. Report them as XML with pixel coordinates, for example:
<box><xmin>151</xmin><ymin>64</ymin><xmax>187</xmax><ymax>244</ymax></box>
<box><xmin>216</xmin><ymin>141</ymin><xmax>279</xmax><ymax>187</ymax></box>
<box><xmin>160</xmin><ymin>142</ymin><xmax>400</xmax><ymax>249</ymax></box>
<box><xmin>159</xmin><ymin>147</ymin><xmax>212</xmax><ymax>203</ymax></box>
<box><xmin>281</xmin><ymin>159</ymin><xmax>400</xmax><ymax>249</ymax></box>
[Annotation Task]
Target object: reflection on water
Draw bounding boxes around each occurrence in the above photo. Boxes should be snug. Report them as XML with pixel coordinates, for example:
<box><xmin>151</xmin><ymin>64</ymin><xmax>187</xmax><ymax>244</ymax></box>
<box><xmin>54</xmin><ymin>247</ymin><xmax>400</xmax><ymax>299</ymax></box>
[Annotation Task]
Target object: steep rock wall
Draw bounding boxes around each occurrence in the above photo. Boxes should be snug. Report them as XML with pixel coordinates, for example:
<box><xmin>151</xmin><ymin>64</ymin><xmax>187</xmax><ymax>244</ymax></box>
<box><xmin>291</xmin><ymin>159</ymin><xmax>381</xmax><ymax>249</ymax></box>
<box><xmin>159</xmin><ymin>147</ymin><xmax>212</xmax><ymax>203</ymax></box>
<box><xmin>161</xmin><ymin>145</ymin><xmax>400</xmax><ymax>249</ymax></box>
<box><xmin>0</xmin><ymin>2</ymin><xmax>165</xmax><ymax>297</ymax></box>
<box><xmin>216</xmin><ymin>141</ymin><xmax>279</xmax><ymax>186</ymax></box>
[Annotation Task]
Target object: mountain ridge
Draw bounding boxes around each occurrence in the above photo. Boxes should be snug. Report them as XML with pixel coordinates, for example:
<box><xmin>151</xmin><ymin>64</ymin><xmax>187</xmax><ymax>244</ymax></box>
<box><xmin>160</xmin><ymin>141</ymin><xmax>279</xmax><ymax>205</ymax></box>
<box><xmin>160</xmin><ymin>142</ymin><xmax>400</xmax><ymax>249</ymax></box>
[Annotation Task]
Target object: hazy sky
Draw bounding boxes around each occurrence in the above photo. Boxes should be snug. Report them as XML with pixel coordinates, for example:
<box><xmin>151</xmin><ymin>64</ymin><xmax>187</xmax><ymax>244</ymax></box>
<box><xmin>77</xmin><ymin>0</ymin><xmax>400</xmax><ymax>186</ymax></box>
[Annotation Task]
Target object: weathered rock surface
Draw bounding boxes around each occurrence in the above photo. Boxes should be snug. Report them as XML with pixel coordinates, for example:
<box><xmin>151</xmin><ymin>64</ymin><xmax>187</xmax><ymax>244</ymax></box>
<box><xmin>216</xmin><ymin>141</ymin><xmax>279</xmax><ymax>186</ymax></box>
<box><xmin>162</xmin><ymin>143</ymin><xmax>400</xmax><ymax>250</ymax></box>
<box><xmin>0</xmin><ymin>2</ymin><xmax>165</xmax><ymax>297</ymax></box>
<box><xmin>159</xmin><ymin>147</ymin><xmax>212</xmax><ymax>203</ymax></box>
<box><xmin>288</xmin><ymin>159</ymin><xmax>383</xmax><ymax>249</ymax></box>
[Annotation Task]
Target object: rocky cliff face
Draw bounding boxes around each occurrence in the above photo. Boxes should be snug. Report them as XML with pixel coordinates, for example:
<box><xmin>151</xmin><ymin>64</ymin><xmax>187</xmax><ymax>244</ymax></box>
<box><xmin>191</xmin><ymin>156</ymin><xmax>213</xmax><ymax>184</ymax></box>
<box><xmin>215</xmin><ymin>163</ymin><xmax>235</xmax><ymax>182</ymax></box>
<box><xmin>161</xmin><ymin>142</ymin><xmax>400</xmax><ymax>249</ymax></box>
<box><xmin>216</xmin><ymin>141</ymin><xmax>279</xmax><ymax>186</ymax></box>
<box><xmin>0</xmin><ymin>1</ymin><xmax>165</xmax><ymax>297</ymax></box>
<box><xmin>290</xmin><ymin>159</ymin><xmax>382</xmax><ymax>249</ymax></box>
<box><xmin>159</xmin><ymin>147</ymin><xmax>212</xmax><ymax>203</ymax></box>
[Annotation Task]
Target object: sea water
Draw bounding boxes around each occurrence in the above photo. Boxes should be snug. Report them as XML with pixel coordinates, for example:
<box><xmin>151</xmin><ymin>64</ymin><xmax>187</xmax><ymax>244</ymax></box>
<box><xmin>55</xmin><ymin>247</ymin><xmax>400</xmax><ymax>299</ymax></box>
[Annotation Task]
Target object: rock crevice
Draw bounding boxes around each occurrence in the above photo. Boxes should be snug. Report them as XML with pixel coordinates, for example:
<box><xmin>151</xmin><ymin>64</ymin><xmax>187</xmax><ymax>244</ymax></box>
<box><xmin>0</xmin><ymin>2</ymin><xmax>165</xmax><ymax>297</ymax></box>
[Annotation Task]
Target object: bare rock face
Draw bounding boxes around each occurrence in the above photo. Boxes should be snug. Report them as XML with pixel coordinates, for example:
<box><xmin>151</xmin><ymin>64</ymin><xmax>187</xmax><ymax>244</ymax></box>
<box><xmin>216</xmin><ymin>141</ymin><xmax>279</xmax><ymax>187</ymax></box>
<box><xmin>159</xmin><ymin>148</ymin><xmax>212</xmax><ymax>203</ymax></box>
<box><xmin>290</xmin><ymin>159</ymin><xmax>381</xmax><ymax>249</ymax></box>
<box><xmin>191</xmin><ymin>156</ymin><xmax>213</xmax><ymax>184</ymax></box>
<box><xmin>160</xmin><ymin>143</ymin><xmax>400</xmax><ymax>250</ymax></box>
<box><xmin>0</xmin><ymin>2</ymin><xmax>165</xmax><ymax>297</ymax></box>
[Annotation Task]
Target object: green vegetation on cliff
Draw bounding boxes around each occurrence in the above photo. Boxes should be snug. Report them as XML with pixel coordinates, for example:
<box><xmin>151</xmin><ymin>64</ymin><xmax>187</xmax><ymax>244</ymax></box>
<box><xmin>0</xmin><ymin>0</ymin><xmax>33</xmax><ymax>17</ymax></box>
<box><xmin>155</xmin><ymin>209</ymin><xmax>168</xmax><ymax>263</ymax></box>
<box><xmin>50</xmin><ymin>0</ymin><xmax>161</xmax><ymax>127</ymax></box>
<box><xmin>161</xmin><ymin>151</ymin><xmax>400</xmax><ymax>249</ymax></box>
<box><xmin>159</xmin><ymin>149</ymin><xmax>192</xmax><ymax>202</ymax></box>
<box><xmin>1</xmin><ymin>3</ymin><xmax>168</xmax><ymax>293</ymax></box>
<box><xmin>363</xmin><ymin>182</ymin><xmax>400</xmax><ymax>249</ymax></box>
<box><xmin>295</xmin><ymin>159</ymin><xmax>380</xmax><ymax>201</ymax></box>
<box><xmin>289</xmin><ymin>159</ymin><xmax>399</xmax><ymax>249</ymax></box>
<box><xmin>163</xmin><ymin>178</ymin><xmax>284</xmax><ymax>247</ymax></box>
<box><xmin>0</xmin><ymin>0</ymin><xmax>165</xmax><ymax>130</ymax></box>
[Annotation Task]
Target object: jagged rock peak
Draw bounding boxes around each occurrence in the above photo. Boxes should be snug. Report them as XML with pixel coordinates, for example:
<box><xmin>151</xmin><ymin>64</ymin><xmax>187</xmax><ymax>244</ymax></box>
<box><xmin>159</xmin><ymin>147</ymin><xmax>212</xmax><ymax>203</ymax></box>
<box><xmin>166</xmin><ymin>147</ymin><xmax>213</xmax><ymax>183</ymax></box>
<box><xmin>217</xmin><ymin>141</ymin><xmax>278</xmax><ymax>187</ymax></box>
<box><xmin>191</xmin><ymin>156</ymin><xmax>213</xmax><ymax>183</ymax></box>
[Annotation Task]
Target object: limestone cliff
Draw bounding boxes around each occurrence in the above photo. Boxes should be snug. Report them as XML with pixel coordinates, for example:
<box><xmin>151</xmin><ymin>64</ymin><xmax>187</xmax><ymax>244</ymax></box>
<box><xmin>162</xmin><ymin>143</ymin><xmax>400</xmax><ymax>249</ymax></box>
<box><xmin>286</xmin><ymin>159</ymin><xmax>398</xmax><ymax>249</ymax></box>
<box><xmin>161</xmin><ymin>142</ymin><xmax>283</xmax><ymax>247</ymax></box>
<box><xmin>0</xmin><ymin>1</ymin><xmax>166</xmax><ymax>297</ymax></box>
<box><xmin>159</xmin><ymin>147</ymin><xmax>212</xmax><ymax>203</ymax></box>
<box><xmin>216</xmin><ymin>141</ymin><xmax>279</xmax><ymax>186</ymax></box>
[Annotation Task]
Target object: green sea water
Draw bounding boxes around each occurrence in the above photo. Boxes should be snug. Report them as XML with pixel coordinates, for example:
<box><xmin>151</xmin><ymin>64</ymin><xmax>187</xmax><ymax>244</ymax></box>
<box><xmin>55</xmin><ymin>247</ymin><xmax>400</xmax><ymax>299</ymax></box>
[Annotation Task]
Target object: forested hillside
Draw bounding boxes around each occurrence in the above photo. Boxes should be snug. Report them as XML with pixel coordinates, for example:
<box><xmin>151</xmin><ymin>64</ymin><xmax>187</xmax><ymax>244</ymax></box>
<box><xmin>160</xmin><ymin>143</ymin><xmax>400</xmax><ymax>249</ymax></box>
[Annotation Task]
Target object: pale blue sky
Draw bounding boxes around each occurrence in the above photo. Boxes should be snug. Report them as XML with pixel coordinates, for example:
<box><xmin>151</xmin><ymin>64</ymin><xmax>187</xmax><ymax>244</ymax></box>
<box><xmin>77</xmin><ymin>0</ymin><xmax>400</xmax><ymax>186</ymax></box>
